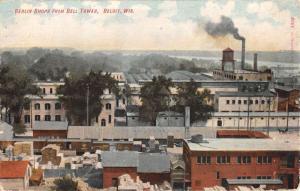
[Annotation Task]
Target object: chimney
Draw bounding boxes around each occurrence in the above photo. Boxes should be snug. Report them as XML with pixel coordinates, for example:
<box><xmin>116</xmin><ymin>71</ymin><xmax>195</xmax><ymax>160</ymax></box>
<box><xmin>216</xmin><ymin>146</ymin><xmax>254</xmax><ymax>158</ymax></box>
<box><xmin>185</xmin><ymin>106</ymin><xmax>190</xmax><ymax>127</ymax></box>
<box><xmin>241</xmin><ymin>39</ymin><xmax>245</xmax><ymax>70</ymax></box>
<box><xmin>253</xmin><ymin>53</ymin><xmax>258</xmax><ymax>71</ymax></box>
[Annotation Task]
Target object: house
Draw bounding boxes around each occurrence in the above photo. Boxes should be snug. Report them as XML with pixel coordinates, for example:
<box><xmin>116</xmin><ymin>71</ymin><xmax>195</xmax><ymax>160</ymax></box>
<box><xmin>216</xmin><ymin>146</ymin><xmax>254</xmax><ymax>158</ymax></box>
<box><xmin>102</xmin><ymin>151</ymin><xmax>171</xmax><ymax>188</ymax></box>
<box><xmin>183</xmin><ymin>135</ymin><xmax>300</xmax><ymax>190</ymax></box>
<box><xmin>22</xmin><ymin>81</ymin><xmax>66</xmax><ymax>129</ymax></box>
<box><xmin>0</xmin><ymin>161</ymin><xmax>32</xmax><ymax>190</ymax></box>
<box><xmin>32</xmin><ymin>121</ymin><xmax>68</xmax><ymax>138</ymax></box>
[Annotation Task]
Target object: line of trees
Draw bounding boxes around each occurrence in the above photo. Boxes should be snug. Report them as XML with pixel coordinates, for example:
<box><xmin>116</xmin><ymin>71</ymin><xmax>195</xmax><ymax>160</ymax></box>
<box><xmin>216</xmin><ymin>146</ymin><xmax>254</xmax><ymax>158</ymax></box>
<box><xmin>57</xmin><ymin>71</ymin><xmax>119</xmax><ymax>125</ymax></box>
<box><xmin>140</xmin><ymin>76</ymin><xmax>213</xmax><ymax>125</ymax></box>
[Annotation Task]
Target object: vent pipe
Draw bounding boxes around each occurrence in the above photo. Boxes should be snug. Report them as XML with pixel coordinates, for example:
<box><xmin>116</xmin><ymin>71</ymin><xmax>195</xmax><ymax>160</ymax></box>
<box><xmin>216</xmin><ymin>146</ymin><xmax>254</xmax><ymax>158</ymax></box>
<box><xmin>253</xmin><ymin>53</ymin><xmax>258</xmax><ymax>71</ymax></box>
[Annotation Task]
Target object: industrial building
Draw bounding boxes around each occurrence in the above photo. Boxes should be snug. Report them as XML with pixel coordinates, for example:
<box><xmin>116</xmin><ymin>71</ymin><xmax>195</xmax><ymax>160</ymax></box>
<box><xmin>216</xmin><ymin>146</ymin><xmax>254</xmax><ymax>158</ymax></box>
<box><xmin>183</xmin><ymin>135</ymin><xmax>300</xmax><ymax>190</ymax></box>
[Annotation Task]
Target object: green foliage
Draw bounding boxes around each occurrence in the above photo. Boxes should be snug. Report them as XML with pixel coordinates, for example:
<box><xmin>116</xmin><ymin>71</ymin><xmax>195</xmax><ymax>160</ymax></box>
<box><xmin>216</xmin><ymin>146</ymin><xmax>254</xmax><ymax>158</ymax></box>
<box><xmin>52</xmin><ymin>176</ymin><xmax>77</xmax><ymax>191</ymax></box>
<box><xmin>0</xmin><ymin>66</ymin><xmax>39</xmax><ymax>124</ymax></box>
<box><xmin>13</xmin><ymin>123</ymin><xmax>27</xmax><ymax>134</ymax></box>
<box><xmin>57</xmin><ymin>71</ymin><xmax>119</xmax><ymax>125</ymax></box>
<box><xmin>140</xmin><ymin>76</ymin><xmax>173</xmax><ymax>125</ymax></box>
<box><xmin>175</xmin><ymin>79</ymin><xmax>213</xmax><ymax>123</ymax></box>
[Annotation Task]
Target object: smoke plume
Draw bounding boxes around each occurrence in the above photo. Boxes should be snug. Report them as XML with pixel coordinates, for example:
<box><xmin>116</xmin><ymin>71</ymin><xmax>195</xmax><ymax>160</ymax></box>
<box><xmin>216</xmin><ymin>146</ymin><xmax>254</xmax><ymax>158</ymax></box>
<box><xmin>205</xmin><ymin>16</ymin><xmax>244</xmax><ymax>40</ymax></box>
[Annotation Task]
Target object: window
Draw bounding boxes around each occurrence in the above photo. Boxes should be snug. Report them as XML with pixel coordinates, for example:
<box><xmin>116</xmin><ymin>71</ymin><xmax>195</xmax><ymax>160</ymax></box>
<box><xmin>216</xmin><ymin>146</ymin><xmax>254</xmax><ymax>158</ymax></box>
<box><xmin>197</xmin><ymin>156</ymin><xmax>211</xmax><ymax>164</ymax></box>
<box><xmin>122</xmin><ymin>98</ymin><xmax>126</xmax><ymax>105</ymax></box>
<box><xmin>106</xmin><ymin>103</ymin><xmax>111</xmax><ymax>110</ymax></box>
<box><xmin>217</xmin><ymin>171</ymin><xmax>220</xmax><ymax>179</ymax></box>
<box><xmin>261</xmin><ymin>100</ymin><xmax>265</xmax><ymax>104</ymax></box>
<box><xmin>257</xmin><ymin>176</ymin><xmax>271</xmax><ymax>179</ymax></box>
<box><xmin>226</xmin><ymin>100</ymin><xmax>230</xmax><ymax>104</ymax></box>
<box><xmin>24</xmin><ymin>115</ymin><xmax>30</xmax><ymax>123</ymax></box>
<box><xmin>257</xmin><ymin>156</ymin><xmax>272</xmax><ymax>164</ymax></box>
<box><xmin>244</xmin><ymin>100</ymin><xmax>247</xmax><ymax>104</ymax></box>
<box><xmin>50</xmin><ymin>88</ymin><xmax>53</xmax><ymax>94</ymax></box>
<box><xmin>35</xmin><ymin>115</ymin><xmax>40</xmax><ymax>121</ymax></box>
<box><xmin>232</xmin><ymin>100</ymin><xmax>235</xmax><ymax>104</ymax></box>
<box><xmin>43</xmin><ymin>88</ymin><xmax>46</xmax><ymax>94</ymax></box>
<box><xmin>45</xmin><ymin>115</ymin><xmax>51</xmax><ymax>121</ymax></box>
<box><xmin>217</xmin><ymin>156</ymin><xmax>230</xmax><ymax>164</ymax></box>
<box><xmin>55</xmin><ymin>103</ymin><xmax>61</xmax><ymax>110</ymax></box>
<box><xmin>237</xmin><ymin>156</ymin><xmax>251</xmax><ymax>164</ymax></box>
<box><xmin>267</xmin><ymin>99</ymin><xmax>271</xmax><ymax>104</ymax></box>
<box><xmin>101</xmin><ymin>119</ymin><xmax>106</xmax><ymax>126</ymax></box>
<box><xmin>109</xmin><ymin>115</ymin><xmax>112</xmax><ymax>123</ymax></box>
<box><xmin>45</xmin><ymin>103</ymin><xmax>51</xmax><ymax>110</ymax></box>
<box><xmin>217</xmin><ymin>120</ymin><xmax>222</xmax><ymax>127</ymax></box>
<box><xmin>237</xmin><ymin>176</ymin><xmax>251</xmax><ymax>179</ymax></box>
<box><xmin>261</xmin><ymin>117</ymin><xmax>264</xmax><ymax>120</ymax></box>
<box><xmin>238</xmin><ymin>100</ymin><xmax>241</xmax><ymax>104</ymax></box>
<box><xmin>34</xmin><ymin>103</ymin><xmax>40</xmax><ymax>110</ymax></box>
<box><xmin>24</xmin><ymin>103</ymin><xmax>30</xmax><ymax>110</ymax></box>
<box><xmin>249</xmin><ymin>100</ymin><xmax>253</xmax><ymax>104</ymax></box>
<box><xmin>55</xmin><ymin>115</ymin><xmax>61</xmax><ymax>121</ymax></box>
<box><xmin>255</xmin><ymin>100</ymin><xmax>259</xmax><ymax>104</ymax></box>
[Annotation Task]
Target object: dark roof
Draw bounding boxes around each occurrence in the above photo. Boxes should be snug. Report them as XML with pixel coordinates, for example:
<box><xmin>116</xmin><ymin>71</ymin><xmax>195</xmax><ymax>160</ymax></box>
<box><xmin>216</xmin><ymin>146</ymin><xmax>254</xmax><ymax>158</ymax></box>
<box><xmin>226</xmin><ymin>179</ymin><xmax>282</xmax><ymax>185</ymax></box>
<box><xmin>32</xmin><ymin>121</ymin><xmax>68</xmax><ymax>130</ymax></box>
<box><xmin>165</xmin><ymin>70</ymin><xmax>211</xmax><ymax>81</ymax></box>
<box><xmin>223</xmin><ymin>47</ymin><xmax>233</xmax><ymax>52</ymax></box>
<box><xmin>138</xmin><ymin>153</ymin><xmax>170</xmax><ymax>173</ymax></box>
<box><xmin>102</xmin><ymin>151</ymin><xmax>138</xmax><ymax>167</ymax></box>
<box><xmin>275</xmin><ymin>85</ymin><xmax>298</xmax><ymax>92</ymax></box>
<box><xmin>102</xmin><ymin>151</ymin><xmax>171</xmax><ymax>173</ymax></box>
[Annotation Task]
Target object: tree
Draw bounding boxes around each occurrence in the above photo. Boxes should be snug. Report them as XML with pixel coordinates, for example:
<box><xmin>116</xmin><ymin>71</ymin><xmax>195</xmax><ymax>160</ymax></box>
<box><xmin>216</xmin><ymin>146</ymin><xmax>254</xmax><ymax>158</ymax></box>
<box><xmin>0</xmin><ymin>66</ymin><xmax>39</xmax><ymax>134</ymax></box>
<box><xmin>175</xmin><ymin>79</ymin><xmax>213</xmax><ymax>123</ymax></box>
<box><xmin>57</xmin><ymin>71</ymin><xmax>119</xmax><ymax>125</ymax></box>
<box><xmin>140</xmin><ymin>76</ymin><xmax>173</xmax><ymax>125</ymax></box>
<box><xmin>52</xmin><ymin>176</ymin><xmax>77</xmax><ymax>191</ymax></box>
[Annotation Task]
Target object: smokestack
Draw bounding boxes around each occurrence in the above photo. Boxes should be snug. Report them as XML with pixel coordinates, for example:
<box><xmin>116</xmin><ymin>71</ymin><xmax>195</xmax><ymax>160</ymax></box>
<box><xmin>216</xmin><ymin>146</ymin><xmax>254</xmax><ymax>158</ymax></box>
<box><xmin>241</xmin><ymin>39</ymin><xmax>245</xmax><ymax>70</ymax></box>
<box><xmin>253</xmin><ymin>53</ymin><xmax>258</xmax><ymax>71</ymax></box>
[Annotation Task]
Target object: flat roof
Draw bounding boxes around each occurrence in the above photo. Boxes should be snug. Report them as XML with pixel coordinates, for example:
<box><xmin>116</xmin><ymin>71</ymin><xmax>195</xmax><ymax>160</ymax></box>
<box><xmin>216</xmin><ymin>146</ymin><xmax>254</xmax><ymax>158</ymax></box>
<box><xmin>215</xmin><ymin>91</ymin><xmax>273</xmax><ymax>97</ymax></box>
<box><xmin>185</xmin><ymin>138</ymin><xmax>300</xmax><ymax>152</ymax></box>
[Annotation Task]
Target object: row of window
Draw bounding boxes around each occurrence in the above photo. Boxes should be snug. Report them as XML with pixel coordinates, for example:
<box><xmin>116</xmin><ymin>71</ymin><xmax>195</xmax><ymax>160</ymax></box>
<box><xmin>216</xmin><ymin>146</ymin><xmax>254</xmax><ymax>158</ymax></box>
<box><xmin>237</xmin><ymin>176</ymin><xmax>271</xmax><ymax>179</ymax></box>
<box><xmin>226</xmin><ymin>99</ymin><xmax>271</xmax><ymax>105</ymax></box>
<box><xmin>26</xmin><ymin>102</ymin><xmax>113</xmax><ymax>111</ymax></box>
<box><xmin>24</xmin><ymin>115</ymin><xmax>61</xmax><ymax>123</ymax></box>
<box><xmin>197</xmin><ymin>155</ymin><xmax>272</xmax><ymax>164</ymax></box>
<box><xmin>24</xmin><ymin>103</ymin><xmax>62</xmax><ymax>110</ymax></box>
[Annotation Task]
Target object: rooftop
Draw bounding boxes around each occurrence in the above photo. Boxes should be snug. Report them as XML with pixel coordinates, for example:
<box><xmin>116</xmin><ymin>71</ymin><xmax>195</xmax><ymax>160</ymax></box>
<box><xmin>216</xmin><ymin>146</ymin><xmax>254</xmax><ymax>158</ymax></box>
<box><xmin>0</xmin><ymin>161</ymin><xmax>30</xmax><ymax>179</ymax></box>
<box><xmin>32</xmin><ymin>121</ymin><xmax>68</xmax><ymax>130</ymax></box>
<box><xmin>0</xmin><ymin>121</ymin><xmax>13</xmax><ymax>140</ymax></box>
<box><xmin>102</xmin><ymin>151</ymin><xmax>170</xmax><ymax>173</ymax></box>
<box><xmin>185</xmin><ymin>138</ymin><xmax>300</xmax><ymax>152</ymax></box>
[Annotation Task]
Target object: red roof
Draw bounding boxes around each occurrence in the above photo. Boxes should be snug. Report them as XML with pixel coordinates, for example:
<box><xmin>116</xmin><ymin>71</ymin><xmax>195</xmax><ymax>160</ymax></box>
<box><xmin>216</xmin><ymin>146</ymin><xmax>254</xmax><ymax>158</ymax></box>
<box><xmin>223</xmin><ymin>47</ymin><xmax>234</xmax><ymax>52</ymax></box>
<box><xmin>0</xmin><ymin>161</ymin><xmax>30</xmax><ymax>179</ymax></box>
<box><xmin>217</xmin><ymin>130</ymin><xmax>269</xmax><ymax>138</ymax></box>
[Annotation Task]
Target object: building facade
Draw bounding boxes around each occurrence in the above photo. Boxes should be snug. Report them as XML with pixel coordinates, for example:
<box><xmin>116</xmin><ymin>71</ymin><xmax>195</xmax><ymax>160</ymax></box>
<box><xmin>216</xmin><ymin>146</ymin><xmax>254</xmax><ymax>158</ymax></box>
<box><xmin>183</xmin><ymin>137</ymin><xmax>300</xmax><ymax>190</ymax></box>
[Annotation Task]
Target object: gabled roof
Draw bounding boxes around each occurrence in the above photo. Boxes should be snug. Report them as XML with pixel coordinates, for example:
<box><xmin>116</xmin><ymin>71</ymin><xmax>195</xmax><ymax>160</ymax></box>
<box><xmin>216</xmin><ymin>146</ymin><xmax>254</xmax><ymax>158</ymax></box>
<box><xmin>0</xmin><ymin>161</ymin><xmax>30</xmax><ymax>179</ymax></box>
<box><xmin>137</xmin><ymin>153</ymin><xmax>170</xmax><ymax>173</ymax></box>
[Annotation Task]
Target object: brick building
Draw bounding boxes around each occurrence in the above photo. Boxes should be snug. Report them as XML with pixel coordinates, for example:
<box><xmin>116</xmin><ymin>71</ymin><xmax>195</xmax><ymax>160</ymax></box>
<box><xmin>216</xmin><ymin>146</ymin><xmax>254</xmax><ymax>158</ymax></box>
<box><xmin>275</xmin><ymin>86</ymin><xmax>300</xmax><ymax>112</ymax></box>
<box><xmin>183</xmin><ymin>135</ymin><xmax>299</xmax><ymax>190</ymax></box>
<box><xmin>102</xmin><ymin>151</ymin><xmax>170</xmax><ymax>188</ymax></box>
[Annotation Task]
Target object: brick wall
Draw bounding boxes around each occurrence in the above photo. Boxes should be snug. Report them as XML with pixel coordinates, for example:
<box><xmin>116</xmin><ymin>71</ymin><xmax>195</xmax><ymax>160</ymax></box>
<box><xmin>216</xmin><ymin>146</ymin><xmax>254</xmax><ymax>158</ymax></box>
<box><xmin>103</xmin><ymin>167</ymin><xmax>137</xmax><ymax>188</ymax></box>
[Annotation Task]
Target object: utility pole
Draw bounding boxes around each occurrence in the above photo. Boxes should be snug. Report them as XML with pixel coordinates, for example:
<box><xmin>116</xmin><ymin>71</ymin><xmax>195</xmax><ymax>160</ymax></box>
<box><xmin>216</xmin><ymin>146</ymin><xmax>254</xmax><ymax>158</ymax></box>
<box><xmin>247</xmin><ymin>96</ymin><xmax>250</xmax><ymax>131</ymax></box>
<box><xmin>86</xmin><ymin>84</ymin><xmax>89</xmax><ymax>126</ymax></box>
<box><xmin>267</xmin><ymin>98</ymin><xmax>271</xmax><ymax>136</ymax></box>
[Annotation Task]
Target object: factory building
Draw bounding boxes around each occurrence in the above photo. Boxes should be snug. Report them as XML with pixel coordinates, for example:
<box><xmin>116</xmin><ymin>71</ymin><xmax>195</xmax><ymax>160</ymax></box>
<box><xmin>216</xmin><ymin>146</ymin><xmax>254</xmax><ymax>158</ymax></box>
<box><xmin>183</xmin><ymin>135</ymin><xmax>300</xmax><ymax>190</ymax></box>
<box><xmin>213</xmin><ymin>48</ymin><xmax>272</xmax><ymax>81</ymax></box>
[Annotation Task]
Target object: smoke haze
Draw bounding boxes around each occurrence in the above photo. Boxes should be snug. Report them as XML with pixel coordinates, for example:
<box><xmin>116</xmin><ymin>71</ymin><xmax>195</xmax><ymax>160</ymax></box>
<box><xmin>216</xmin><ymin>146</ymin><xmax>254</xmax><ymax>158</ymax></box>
<box><xmin>205</xmin><ymin>16</ymin><xmax>245</xmax><ymax>40</ymax></box>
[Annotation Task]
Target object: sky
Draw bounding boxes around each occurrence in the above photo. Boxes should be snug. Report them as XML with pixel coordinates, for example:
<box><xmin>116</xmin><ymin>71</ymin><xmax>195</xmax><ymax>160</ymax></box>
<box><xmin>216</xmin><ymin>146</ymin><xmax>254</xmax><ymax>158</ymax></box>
<box><xmin>0</xmin><ymin>0</ymin><xmax>299</xmax><ymax>51</ymax></box>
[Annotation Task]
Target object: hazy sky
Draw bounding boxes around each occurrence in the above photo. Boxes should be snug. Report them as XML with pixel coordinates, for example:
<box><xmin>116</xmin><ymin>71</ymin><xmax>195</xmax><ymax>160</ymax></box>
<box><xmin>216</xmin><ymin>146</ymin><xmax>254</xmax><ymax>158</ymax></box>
<box><xmin>0</xmin><ymin>0</ymin><xmax>299</xmax><ymax>51</ymax></box>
